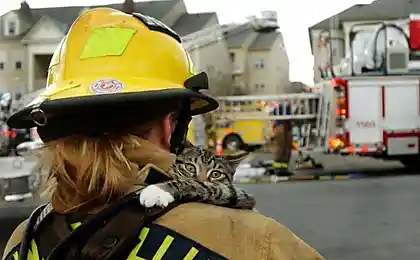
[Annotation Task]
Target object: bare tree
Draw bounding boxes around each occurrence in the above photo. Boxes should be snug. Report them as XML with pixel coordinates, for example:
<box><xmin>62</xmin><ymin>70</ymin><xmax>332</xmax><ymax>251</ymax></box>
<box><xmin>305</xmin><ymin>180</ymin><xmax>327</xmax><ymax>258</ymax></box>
<box><xmin>207</xmin><ymin>71</ymin><xmax>233</xmax><ymax>96</ymax></box>
<box><xmin>20</xmin><ymin>1</ymin><xmax>33</xmax><ymax>22</ymax></box>
<box><xmin>122</xmin><ymin>0</ymin><xmax>135</xmax><ymax>14</ymax></box>
<box><xmin>283</xmin><ymin>81</ymin><xmax>310</xmax><ymax>93</ymax></box>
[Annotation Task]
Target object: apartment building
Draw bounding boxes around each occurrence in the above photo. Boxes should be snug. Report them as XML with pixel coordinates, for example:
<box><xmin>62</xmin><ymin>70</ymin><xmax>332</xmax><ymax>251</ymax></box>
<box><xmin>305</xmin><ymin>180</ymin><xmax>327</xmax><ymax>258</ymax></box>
<box><xmin>0</xmin><ymin>0</ymin><xmax>232</xmax><ymax>96</ymax></box>
<box><xmin>224</xmin><ymin>12</ymin><xmax>290</xmax><ymax>95</ymax></box>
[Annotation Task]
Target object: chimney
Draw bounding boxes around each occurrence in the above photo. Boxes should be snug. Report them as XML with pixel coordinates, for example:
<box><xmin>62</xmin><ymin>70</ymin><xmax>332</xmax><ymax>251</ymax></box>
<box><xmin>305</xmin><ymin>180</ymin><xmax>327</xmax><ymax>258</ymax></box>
<box><xmin>20</xmin><ymin>1</ymin><xmax>33</xmax><ymax>22</ymax></box>
<box><xmin>122</xmin><ymin>0</ymin><xmax>135</xmax><ymax>14</ymax></box>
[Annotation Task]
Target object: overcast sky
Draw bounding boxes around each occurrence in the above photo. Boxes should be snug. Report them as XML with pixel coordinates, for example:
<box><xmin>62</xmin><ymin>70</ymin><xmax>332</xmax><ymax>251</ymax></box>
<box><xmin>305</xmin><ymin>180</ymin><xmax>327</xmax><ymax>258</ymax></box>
<box><xmin>1</xmin><ymin>0</ymin><xmax>374</xmax><ymax>86</ymax></box>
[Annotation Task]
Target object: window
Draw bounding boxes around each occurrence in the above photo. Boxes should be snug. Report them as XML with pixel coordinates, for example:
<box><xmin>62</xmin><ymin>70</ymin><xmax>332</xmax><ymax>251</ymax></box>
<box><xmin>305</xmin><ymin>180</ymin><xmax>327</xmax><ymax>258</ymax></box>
<box><xmin>7</xmin><ymin>21</ymin><xmax>16</xmax><ymax>35</ymax></box>
<box><xmin>229</xmin><ymin>52</ymin><xmax>235</xmax><ymax>63</ymax></box>
<box><xmin>0</xmin><ymin>51</ymin><xmax>6</xmax><ymax>70</ymax></box>
<box><xmin>12</xmin><ymin>50</ymin><xmax>24</xmax><ymax>70</ymax></box>
<box><xmin>255</xmin><ymin>59</ymin><xmax>264</xmax><ymax>69</ymax></box>
<box><xmin>254</xmin><ymin>83</ymin><xmax>265</xmax><ymax>89</ymax></box>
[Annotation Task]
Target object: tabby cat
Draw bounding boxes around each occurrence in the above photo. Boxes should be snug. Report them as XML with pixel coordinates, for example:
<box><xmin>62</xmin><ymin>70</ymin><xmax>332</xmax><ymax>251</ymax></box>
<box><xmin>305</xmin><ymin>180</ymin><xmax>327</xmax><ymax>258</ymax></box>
<box><xmin>139</xmin><ymin>146</ymin><xmax>256</xmax><ymax>210</ymax></box>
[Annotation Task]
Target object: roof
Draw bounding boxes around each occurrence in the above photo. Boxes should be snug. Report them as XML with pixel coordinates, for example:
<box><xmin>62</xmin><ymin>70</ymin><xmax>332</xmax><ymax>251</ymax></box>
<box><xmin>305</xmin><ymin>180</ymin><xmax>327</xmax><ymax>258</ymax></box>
<box><xmin>248</xmin><ymin>31</ymin><xmax>279</xmax><ymax>51</ymax></box>
<box><xmin>310</xmin><ymin>0</ymin><xmax>420</xmax><ymax>29</ymax></box>
<box><xmin>307</xmin><ymin>0</ymin><xmax>420</xmax><ymax>53</ymax></box>
<box><xmin>171</xmin><ymin>12</ymin><xmax>217</xmax><ymax>36</ymax></box>
<box><xmin>0</xmin><ymin>0</ymin><xmax>215</xmax><ymax>40</ymax></box>
<box><xmin>224</xmin><ymin>24</ymin><xmax>254</xmax><ymax>48</ymax></box>
<box><xmin>32</xmin><ymin>0</ymin><xmax>177</xmax><ymax>27</ymax></box>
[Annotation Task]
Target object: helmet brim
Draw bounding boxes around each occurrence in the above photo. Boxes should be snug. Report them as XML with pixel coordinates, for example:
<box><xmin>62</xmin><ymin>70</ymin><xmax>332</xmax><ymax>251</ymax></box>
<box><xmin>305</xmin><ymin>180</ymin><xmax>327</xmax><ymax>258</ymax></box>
<box><xmin>7</xmin><ymin>88</ymin><xmax>218</xmax><ymax>130</ymax></box>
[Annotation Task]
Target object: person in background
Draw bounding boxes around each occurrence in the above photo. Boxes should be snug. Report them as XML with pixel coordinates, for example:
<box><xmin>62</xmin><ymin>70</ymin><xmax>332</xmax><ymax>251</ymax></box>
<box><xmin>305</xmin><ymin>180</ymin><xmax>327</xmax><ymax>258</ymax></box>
<box><xmin>271</xmin><ymin>118</ymin><xmax>293</xmax><ymax>176</ymax></box>
<box><xmin>269</xmin><ymin>101</ymin><xmax>293</xmax><ymax>176</ymax></box>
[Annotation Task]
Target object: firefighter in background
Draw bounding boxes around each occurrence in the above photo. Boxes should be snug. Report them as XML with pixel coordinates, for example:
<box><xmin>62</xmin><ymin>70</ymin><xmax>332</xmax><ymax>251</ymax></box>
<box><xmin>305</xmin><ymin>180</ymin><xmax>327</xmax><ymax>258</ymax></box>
<box><xmin>203</xmin><ymin>112</ymin><xmax>217</xmax><ymax>148</ymax></box>
<box><xmin>270</xmin><ymin>101</ymin><xmax>293</xmax><ymax>176</ymax></box>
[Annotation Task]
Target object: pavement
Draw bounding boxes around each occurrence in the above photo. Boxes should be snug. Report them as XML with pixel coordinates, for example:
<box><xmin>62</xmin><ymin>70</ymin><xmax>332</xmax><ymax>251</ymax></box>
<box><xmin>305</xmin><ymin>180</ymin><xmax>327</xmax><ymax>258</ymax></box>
<box><xmin>234</xmin><ymin>151</ymin><xmax>405</xmax><ymax>183</ymax></box>
<box><xmin>239</xmin><ymin>175</ymin><xmax>420</xmax><ymax>260</ymax></box>
<box><xmin>244</xmin><ymin>150</ymin><xmax>403</xmax><ymax>173</ymax></box>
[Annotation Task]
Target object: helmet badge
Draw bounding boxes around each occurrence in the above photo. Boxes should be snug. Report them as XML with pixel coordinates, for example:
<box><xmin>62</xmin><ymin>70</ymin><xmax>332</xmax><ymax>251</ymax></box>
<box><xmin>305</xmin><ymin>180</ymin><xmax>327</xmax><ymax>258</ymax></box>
<box><xmin>90</xmin><ymin>79</ymin><xmax>125</xmax><ymax>95</ymax></box>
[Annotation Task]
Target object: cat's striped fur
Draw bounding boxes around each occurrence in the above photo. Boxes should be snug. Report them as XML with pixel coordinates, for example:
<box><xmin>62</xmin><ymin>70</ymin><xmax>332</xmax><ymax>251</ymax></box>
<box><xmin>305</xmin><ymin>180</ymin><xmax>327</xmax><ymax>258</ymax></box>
<box><xmin>140</xmin><ymin>146</ymin><xmax>256</xmax><ymax>209</ymax></box>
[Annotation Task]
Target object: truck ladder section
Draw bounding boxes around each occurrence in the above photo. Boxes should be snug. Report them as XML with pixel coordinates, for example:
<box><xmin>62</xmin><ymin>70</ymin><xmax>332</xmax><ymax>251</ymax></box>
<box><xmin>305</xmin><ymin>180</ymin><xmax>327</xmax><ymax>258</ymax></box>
<box><xmin>214</xmin><ymin>93</ymin><xmax>321</xmax><ymax>121</ymax></box>
<box><xmin>212</xmin><ymin>93</ymin><xmax>333</xmax><ymax>162</ymax></box>
<box><xmin>315</xmin><ymin>85</ymin><xmax>334</xmax><ymax>150</ymax></box>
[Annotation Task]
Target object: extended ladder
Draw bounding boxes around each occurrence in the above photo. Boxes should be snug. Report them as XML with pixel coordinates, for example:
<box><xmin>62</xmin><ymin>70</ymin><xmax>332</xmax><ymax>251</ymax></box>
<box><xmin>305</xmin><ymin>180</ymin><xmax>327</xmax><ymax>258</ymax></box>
<box><xmin>214</xmin><ymin>93</ymin><xmax>321</xmax><ymax>121</ymax></box>
<box><xmin>211</xmin><ymin>92</ymin><xmax>333</xmax><ymax>154</ymax></box>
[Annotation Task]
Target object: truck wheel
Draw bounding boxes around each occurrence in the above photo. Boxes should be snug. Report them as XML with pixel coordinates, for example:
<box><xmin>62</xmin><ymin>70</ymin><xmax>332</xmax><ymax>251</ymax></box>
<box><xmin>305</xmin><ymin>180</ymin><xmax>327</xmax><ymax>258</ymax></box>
<box><xmin>223</xmin><ymin>134</ymin><xmax>244</xmax><ymax>152</ymax></box>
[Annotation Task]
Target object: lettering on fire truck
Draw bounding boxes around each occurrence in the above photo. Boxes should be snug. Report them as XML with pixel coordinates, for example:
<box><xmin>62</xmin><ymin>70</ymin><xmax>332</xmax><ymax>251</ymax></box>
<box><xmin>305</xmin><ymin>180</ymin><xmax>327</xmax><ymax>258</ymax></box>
<box><xmin>356</xmin><ymin>120</ymin><xmax>376</xmax><ymax>128</ymax></box>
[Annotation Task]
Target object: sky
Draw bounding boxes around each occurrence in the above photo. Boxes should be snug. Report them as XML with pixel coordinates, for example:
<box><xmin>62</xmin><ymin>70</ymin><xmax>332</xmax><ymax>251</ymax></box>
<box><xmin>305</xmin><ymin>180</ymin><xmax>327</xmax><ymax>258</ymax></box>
<box><xmin>1</xmin><ymin>0</ymin><xmax>375</xmax><ymax>86</ymax></box>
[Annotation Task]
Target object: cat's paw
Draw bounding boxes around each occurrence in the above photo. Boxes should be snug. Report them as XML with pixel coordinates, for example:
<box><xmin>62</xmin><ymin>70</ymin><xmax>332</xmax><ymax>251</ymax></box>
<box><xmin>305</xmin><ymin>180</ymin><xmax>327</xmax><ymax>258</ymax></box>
<box><xmin>139</xmin><ymin>185</ymin><xmax>175</xmax><ymax>208</ymax></box>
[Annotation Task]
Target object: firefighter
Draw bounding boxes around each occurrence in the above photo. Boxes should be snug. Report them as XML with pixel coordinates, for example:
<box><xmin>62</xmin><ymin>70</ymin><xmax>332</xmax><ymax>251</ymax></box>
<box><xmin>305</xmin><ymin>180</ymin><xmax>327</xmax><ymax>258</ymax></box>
<box><xmin>203</xmin><ymin>112</ymin><xmax>217</xmax><ymax>148</ymax></box>
<box><xmin>267</xmin><ymin>100</ymin><xmax>293</xmax><ymax>176</ymax></box>
<box><xmin>2</xmin><ymin>8</ymin><xmax>323</xmax><ymax>260</ymax></box>
<box><xmin>272</xmin><ymin>118</ymin><xmax>294</xmax><ymax>176</ymax></box>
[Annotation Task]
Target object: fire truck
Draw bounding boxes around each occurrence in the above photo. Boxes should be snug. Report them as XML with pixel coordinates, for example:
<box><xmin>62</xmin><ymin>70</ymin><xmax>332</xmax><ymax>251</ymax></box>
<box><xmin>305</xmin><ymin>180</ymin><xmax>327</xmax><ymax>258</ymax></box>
<box><xmin>313</xmin><ymin>14</ymin><xmax>420</xmax><ymax>168</ymax></box>
<box><xmin>188</xmin><ymin>13</ymin><xmax>420</xmax><ymax>170</ymax></box>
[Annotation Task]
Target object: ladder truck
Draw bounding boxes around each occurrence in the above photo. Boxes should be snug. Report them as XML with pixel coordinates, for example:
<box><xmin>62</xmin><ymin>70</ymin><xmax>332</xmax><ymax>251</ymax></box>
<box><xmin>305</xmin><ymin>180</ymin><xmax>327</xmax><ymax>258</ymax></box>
<box><xmin>192</xmin><ymin>13</ymin><xmax>420</xmax><ymax>172</ymax></box>
<box><xmin>307</xmin><ymin>13</ymin><xmax>420</xmax><ymax>169</ymax></box>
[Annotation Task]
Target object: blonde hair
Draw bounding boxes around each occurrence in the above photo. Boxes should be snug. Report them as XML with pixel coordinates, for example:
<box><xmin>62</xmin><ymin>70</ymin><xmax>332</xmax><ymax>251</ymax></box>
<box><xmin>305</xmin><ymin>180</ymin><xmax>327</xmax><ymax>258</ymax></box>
<box><xmin>40</xmin><ymin>121</ymin><xmax>160</xmax><ymax>213</ymax></box>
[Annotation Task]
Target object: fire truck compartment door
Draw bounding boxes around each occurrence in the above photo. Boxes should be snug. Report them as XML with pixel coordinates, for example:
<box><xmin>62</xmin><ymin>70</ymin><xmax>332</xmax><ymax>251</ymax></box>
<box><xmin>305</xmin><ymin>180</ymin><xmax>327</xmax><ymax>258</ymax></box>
<box><xmin>347</xmin><ymin>80</ymin><xmax>382</xmax><ymax>145</ymax></box>
<box><xmin>382</xmin><ymin>79</ymin><xmax>420</xmax><ymax>132</ymax></box>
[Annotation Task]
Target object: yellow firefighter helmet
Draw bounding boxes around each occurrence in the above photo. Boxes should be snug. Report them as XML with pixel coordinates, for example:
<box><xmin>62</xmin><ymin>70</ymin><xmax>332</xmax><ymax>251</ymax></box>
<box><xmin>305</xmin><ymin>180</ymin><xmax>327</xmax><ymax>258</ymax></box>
<box><xmin>7</xmin><ymin>7</ymin><xmax>218</xmax><ymax>135</ymax></box>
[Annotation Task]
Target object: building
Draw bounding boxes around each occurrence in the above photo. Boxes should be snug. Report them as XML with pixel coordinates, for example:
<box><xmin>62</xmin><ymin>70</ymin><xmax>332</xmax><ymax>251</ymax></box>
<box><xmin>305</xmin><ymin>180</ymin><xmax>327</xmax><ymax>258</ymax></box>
<box><xmin>0</xmin><ymin>0</ymin><xmax>232</xmax><ymax>96</ymax></box>
<box><xmin>308</xmin><ymin>0</ymin><xmax>420</xmax><ymax>83</ymax></box>
<box><xmin>224</xmin><ymin>11</ymin><xmax>290</xmax><ymax>95</ymax></box>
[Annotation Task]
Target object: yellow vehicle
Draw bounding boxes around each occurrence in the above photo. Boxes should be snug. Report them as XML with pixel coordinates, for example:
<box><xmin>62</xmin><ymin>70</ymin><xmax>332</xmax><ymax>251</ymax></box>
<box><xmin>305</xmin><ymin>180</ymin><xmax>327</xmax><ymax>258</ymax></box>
<box><xmin>210</xmin><ymin>97</ymin><xmax>274</xmax><ymax>151</ymax></box>
<box><xmin>186</xmin><ymin>101</ymin><xmax>270</xmax><ymax>150</ymax></box>
<box><xmin>210</xmin><ymin>94</ymin><xmax>319</xmax><ymax>151</ymax></box>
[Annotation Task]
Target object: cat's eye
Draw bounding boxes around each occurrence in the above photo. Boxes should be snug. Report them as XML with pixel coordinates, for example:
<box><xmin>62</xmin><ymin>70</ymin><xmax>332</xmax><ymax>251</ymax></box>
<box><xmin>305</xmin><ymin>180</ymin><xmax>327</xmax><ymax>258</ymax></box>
<box><xmin>209</xmin><ymin>170</ymin><xmax>224</xmax><ymax>180</ymax></box>
<box><xmin>184</xmin><ymin>163</ymin><xmax>196</xmax><ymax>173</ymax></box>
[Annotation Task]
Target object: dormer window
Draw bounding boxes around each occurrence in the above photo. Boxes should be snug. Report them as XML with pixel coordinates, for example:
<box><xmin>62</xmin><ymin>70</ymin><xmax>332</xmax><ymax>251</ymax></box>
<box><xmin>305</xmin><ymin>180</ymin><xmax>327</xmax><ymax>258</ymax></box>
<box><xmin>8</xmin><ymin>21</ymin><xmax>16</xmax><ymax>35</ymax></box>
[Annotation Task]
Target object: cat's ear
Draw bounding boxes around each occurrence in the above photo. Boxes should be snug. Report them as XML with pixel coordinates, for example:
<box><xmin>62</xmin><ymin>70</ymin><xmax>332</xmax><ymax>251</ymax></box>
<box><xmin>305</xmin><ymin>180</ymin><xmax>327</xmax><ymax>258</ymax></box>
<box><xmin>178</xmin><ymin>140</ymin><xmax>195</xmax><ymax>155</ymax></box>
<box><xmin>223</xmin><ymin>151</ymin><xmax>251</xmax><ymax>170</ymax></box>
<box><xmin>184</xmin><ymin>140</ymin><xmax>195</xmax><ymax>148</ymax></box>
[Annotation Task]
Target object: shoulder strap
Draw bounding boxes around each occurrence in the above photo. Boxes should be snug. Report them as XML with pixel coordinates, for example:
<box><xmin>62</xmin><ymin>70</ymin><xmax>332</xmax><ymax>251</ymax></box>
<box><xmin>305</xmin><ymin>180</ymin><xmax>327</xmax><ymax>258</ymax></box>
<box><xmin>44</xmin><ymin>191</ymin><xmax>181</xmax><ymax>260</ymax></box>
<box><xmin>18</xmin><ymin>203</ymin><xmax>49</xmax><ymax>260</ymax></box>
<box><xmin>80</xmin><ymin>201</ymin><xmax>179</xmax><ymax>260</ymax></box>
<box><xmin>17</xmin><ymin>203</ymin><xmax>73</xmax><ymax>260</ymax></box>
<box><xmin>36</xmin><ymin>214</ymin><xmax>73</xmax><ymax>259</ymax></box>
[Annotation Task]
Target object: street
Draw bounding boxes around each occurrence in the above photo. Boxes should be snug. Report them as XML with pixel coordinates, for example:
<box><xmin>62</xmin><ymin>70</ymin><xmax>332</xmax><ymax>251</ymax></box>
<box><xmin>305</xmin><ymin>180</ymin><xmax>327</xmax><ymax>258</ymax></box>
<box><xmin>245</xmin><ymin>150</ymin><xmax>403</xmax><ymax>173</ymax></box>
<box><xmin>240</xmin><ymin>175</ymin><xmax>420</xmax><ymax>260</ymax></box>
<box><xmin>0</xmin><ymin>174</ymin><xmax>419</xmax><ymax>259</ymax></box>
